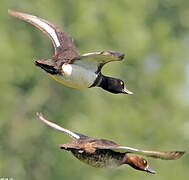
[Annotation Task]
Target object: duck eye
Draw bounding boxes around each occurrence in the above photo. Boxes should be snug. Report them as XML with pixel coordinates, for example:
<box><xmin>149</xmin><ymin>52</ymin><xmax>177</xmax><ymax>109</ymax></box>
<box><xmin>120</xmin><ymin>81</ymin><xmax>124</xmax><ymax>86</ymax></box>
<box><xmin>143</xmin><ymin>160</ymin><xmax>147</xmax><ymax>165</ymax></box>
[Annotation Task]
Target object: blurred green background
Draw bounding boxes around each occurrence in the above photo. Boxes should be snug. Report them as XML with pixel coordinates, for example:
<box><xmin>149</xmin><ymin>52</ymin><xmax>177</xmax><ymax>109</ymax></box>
<box><xmin>0</xmin><ymin>0</ymin><xmax>189</xmax><ymax>179</ymax></box>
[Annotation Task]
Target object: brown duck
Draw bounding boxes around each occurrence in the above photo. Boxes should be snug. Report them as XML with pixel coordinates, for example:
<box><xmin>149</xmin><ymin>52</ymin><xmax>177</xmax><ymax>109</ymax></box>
<box><xmin>8</xmin><ymin>9</ymin><xmax>133</xmax><ymax>95</ymax></box>
<box><xmin>36</xmin><ymin>112</ymin><xmax>185</xmax><ymax>174</ymax></box>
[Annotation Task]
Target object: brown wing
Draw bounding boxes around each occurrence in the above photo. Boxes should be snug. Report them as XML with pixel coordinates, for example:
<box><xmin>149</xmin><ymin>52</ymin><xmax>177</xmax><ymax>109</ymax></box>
<box><xmin>89</xmin><ymin>139</ymin><xmax>185</xmax><ymax>160</ymax></box>
<box><xmin>60</xmin><ymin>140</ymin><xmax>97</xmax><ymax>154</ymax></box>
<box><xmin>86</xmin><ymin>138</ymin><xmax>119</xmax><ymax>149</ymax></box>
<box><xmin>65</xmin><ymin>138</ymin><xmax>118</xmax><ymax>154</ymax></box>
<box><xmin>8</xmin><ymin>9</ymin><xmax>78</xmax><ymax>61</ymax></box>
<box><xmin>96</xmin><ymin>144</ymin><xmax>185</xmax><ymax>160</ymax></box>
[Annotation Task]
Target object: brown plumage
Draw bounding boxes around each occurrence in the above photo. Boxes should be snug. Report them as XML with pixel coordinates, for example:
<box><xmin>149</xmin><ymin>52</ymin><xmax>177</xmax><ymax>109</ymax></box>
<box><xmin>8</xmin><ymin>9</ymin><xmax>78</xmax><ymax>61</ymax></box>
<box><xmin>36</xmin><ymin>112</ymin><xmax>185</xmax><ymax>174</ymax></box>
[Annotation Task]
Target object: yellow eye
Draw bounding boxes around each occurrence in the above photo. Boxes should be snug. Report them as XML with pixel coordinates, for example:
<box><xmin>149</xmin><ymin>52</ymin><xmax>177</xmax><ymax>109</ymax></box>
<box><xmin>120</xmin><ymin>81</ymin><xmax>123</xmax><ymax>86</ymax></box>
<box><xmin>143</xmin><ymin>160</ymin><xmax>147</xmax><ymax>164</ymax></box>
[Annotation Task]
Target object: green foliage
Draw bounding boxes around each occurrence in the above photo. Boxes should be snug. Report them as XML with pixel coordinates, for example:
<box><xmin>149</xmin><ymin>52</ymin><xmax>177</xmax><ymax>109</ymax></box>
<box><xmin>0</xmin><ymin>0</ymin><xmax>189</xmax><ymax>179</ymax></box>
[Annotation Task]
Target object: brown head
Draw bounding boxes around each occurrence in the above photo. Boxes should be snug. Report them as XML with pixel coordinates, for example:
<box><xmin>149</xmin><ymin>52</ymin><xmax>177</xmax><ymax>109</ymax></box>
<box><xmin>123</xmin><ymin>155</ymin><xmax>156</xmax><ymax>174</ymax></box>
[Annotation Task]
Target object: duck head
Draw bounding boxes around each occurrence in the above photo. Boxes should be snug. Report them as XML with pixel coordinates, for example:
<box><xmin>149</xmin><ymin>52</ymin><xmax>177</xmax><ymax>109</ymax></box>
<box><xmin>123</xmin><ymin>155</ymin><xmax>156</xmax><ymax>174</ymax></box>
<box><xmin>99</xmin><ymin>75</ymin><xmax>133</xmax><ymax>94</ymax></box>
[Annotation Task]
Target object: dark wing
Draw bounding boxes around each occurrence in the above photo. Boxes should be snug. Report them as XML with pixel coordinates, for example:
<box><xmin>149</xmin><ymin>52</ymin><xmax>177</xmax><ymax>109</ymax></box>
<box><xmin>94</xmin><ymin>144</ymin><xmax>185</xmax><ymax>160</ymax></box>
<box><xmin>59</xmin><ymin>142</ymin><xmax>81</xmax><ymax>150</ymax></box>
<box><xmin>36</xmin><ymin>112</ymin><xmax>88</xmax><ymax>140</ymax></box>
<box><xmin>72</xmin><ymin>51</ymin><xmax>125</xmax><ymax>73</ymax></box>
<box><xmin>8</xmin><ymin>9</ymin><xmax>78</xmax><ymax>61</ymax></box>
<box><xmin>88</xmin><ymin>138</ymin><xmax>119</xmax><ymax>150</ymax></box>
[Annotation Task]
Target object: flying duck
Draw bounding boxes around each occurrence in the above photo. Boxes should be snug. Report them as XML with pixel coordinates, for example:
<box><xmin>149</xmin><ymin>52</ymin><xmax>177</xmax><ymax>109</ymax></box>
<box><xmin>8</xmin><ymin>9</ymin><xmax>133</xmax><ymax>94</ymax></box>
<box><xmin>36</xmin><ymin>112</ymin><xmax>185</xmax><ymax>173</ymax></box>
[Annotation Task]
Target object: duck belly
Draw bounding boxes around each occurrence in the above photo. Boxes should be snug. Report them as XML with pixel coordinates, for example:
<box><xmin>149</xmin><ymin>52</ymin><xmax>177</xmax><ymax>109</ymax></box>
<box><xmin>71</xmin><ymin>149</ymin><xmax>123</xmax><ymax>168</ymax></box>
<box><xmin>51</xmin><ymin>64</ymin><xmax>97</xmax><ymax>89</ymax></box>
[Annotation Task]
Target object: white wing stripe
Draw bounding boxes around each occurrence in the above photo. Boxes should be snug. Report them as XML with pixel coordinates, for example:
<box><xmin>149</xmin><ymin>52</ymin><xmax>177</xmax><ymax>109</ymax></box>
<box><xmin>117</xmin><ymin>146</ymin><xmax>139</xmax><ymax>152</ymax></box>
<box><xmin>81</xmin><ymin>52</ymin><xmax>101</xmax><ymax>57</ymax></box>
<box><xmin>30</xmin><ymin>17</ymin><xmax>60</xmax><ymax>47</ymax></box>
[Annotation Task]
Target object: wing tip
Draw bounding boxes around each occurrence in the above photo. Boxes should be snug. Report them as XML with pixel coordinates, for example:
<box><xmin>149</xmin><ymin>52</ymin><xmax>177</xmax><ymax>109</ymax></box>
<box><xmin>102</xmin><ymin>50</ymin><xmax>125</xmax><ymax>60</ymax></box>
<box><xmin>8</xmin><ymin>9</ymin><xmax>15</xmax><ymax>16</ymax></box>
<box><xmin>8</xmin><ymin>9</ymin><xmax>23</xmax><ymax>17</ymax></box>
<box><xmin>36</xmin><ymin>112</ymin><xmax>42</xmax><ymax>119</ymax></box>
<box><xmin>171</xmin><ymin>151</ymin><xmax>185</xmax><ymax>160</ymax></box>
<box><xmin>36</xmin><ymin>112</ymin><xmax>47</xmax><ymax>124</ymax></box>
<box><xmin>8</xmin><ymin>9</ymin><xmax>32</xmax><ymax>22</ymax></box>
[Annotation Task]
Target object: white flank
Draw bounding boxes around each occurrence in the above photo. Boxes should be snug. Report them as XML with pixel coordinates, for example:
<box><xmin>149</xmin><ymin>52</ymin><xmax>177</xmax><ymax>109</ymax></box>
<box><xmin>51</xmin><ymin>64</ymin><xmax>97</xmax><ymax>89</ymax></box>
<box><xmin>62</xmin><ymin>64</ymin><xmax>73</xmax><ymax>76</ymax></box>
<box><xmin>30</xmin><ymin>17</ymin><xmax>60</xmax><ymax>47</ymax></box>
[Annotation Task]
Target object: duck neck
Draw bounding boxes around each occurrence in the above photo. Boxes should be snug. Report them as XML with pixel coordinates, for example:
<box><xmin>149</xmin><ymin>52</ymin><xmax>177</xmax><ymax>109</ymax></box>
<box><xmin>89</xmin><ymin>73</ymin><xmax>105</xmax><ymax>88</ymax></box>
<box><xmin>122</xmin><ymin>154</ymin><xmax>141</xmax><ymax>171</ymax></box>
<box><xmin>97</xmin><ymin>74</ymin><xmax>113</xmax><ymax>90</ymax></box>
<box><xmin>122</xmin><ymin>154</ymin><xmax>130</xmax><ymax>165</ymax></box>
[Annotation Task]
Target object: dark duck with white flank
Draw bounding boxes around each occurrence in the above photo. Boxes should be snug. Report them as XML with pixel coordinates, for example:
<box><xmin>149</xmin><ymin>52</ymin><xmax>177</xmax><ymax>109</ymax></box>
<box><xmin>36</xmin><ymin>112</ymin><xmax>185</xmax><ymax>173</ymax></box>
<box><xmin>8</xmin><ymin>10</ymin><xmax>133</xmax><ymax>94</ymax></box>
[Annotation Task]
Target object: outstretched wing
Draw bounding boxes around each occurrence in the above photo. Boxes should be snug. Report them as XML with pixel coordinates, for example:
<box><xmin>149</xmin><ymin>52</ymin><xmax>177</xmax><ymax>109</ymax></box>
<box><xmin>8</xmin><ymin>9</ymin><xmax>78</xmax><ymax>61</ymax></box>
<box><xmin>72</xmin><ymin>51</ymin><xmax>125</xmax><ymax>73</ymax></box>
<box><xmin>36</xmin><ymin>112</ymin><xmax>88</xmax><ymax>140</ymax></box>
<box><xmin>95</xmin><ymin>144</ymin><xmax>185</xmax><ymax>160</ymax></box>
